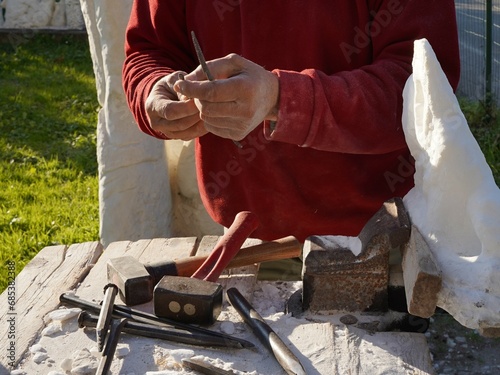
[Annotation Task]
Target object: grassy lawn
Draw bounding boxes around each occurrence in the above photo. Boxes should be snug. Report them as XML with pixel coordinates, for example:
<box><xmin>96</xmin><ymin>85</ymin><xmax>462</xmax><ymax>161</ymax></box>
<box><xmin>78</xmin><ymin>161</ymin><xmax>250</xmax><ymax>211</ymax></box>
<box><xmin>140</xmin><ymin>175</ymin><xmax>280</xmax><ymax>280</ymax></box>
<box><xmin>461</xmin><ymin>97</ymin><xmax>500</xmax><ymax>183</ymax></box>
<box><xmin>0</xmin><ymin>33</ymin><xmax>99</xmax><ymax>292</ymax></box>
<box><xmin>0</xmin><ymin>32</ymin><xmax>499</xmax><ymax>294</ymax></box>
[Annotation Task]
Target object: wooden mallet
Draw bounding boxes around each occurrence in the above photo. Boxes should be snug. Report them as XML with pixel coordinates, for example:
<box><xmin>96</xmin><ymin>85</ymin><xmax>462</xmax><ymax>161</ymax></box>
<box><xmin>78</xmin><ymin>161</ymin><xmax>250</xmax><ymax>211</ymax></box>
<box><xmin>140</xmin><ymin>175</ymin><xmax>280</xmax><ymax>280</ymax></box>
<box><xmin>154</xmin><ymin>211</ymin><xmax>259</xmax><ymax>325</ymax></box>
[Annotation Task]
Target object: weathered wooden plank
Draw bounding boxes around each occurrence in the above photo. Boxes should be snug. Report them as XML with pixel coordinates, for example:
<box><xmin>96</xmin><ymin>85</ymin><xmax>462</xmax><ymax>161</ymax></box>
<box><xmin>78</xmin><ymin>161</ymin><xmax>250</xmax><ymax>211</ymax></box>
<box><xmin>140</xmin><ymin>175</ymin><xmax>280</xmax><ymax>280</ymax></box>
<box><xmin>0</xmin><ymin>241</ymin><xmax>102</xmax><ymax>370</ymax></box>
<box><xmin>194</xmin><ymin>236</ymin><xmax>260</xmax><ymax>304</ymax></box>
<box><xmin>330</xmin><ymin>325</ymin><xmax>434</xmax><ymax>374</ymax></box>
<box><xmin>219</xmin><ymin>239</ymin><xmax>261</xmax><ymax>305</ymax></box>
<box><xmin>11</xmin><ymin>237</ymin><xmax>200</xmax><ymax>375</ymax></box>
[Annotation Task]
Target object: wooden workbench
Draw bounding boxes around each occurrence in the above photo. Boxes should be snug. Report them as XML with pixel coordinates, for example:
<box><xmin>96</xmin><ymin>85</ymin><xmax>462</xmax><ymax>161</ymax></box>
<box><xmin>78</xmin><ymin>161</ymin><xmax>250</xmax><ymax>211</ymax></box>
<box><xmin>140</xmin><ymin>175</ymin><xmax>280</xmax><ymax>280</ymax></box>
<box><xmin>0</xmin><ymin>237</ymin><xmax>434</xmax><ymax>374</ymax></box>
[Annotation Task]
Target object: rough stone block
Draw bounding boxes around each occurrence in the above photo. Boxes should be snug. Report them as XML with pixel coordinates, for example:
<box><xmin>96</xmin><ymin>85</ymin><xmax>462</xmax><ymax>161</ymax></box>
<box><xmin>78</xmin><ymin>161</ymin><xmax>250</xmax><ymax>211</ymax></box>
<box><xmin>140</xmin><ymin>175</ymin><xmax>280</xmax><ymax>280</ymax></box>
<box><xmin>302</xmin><ymin>198</ymin><xmax>411</xmax><ymax>313</ymax></box>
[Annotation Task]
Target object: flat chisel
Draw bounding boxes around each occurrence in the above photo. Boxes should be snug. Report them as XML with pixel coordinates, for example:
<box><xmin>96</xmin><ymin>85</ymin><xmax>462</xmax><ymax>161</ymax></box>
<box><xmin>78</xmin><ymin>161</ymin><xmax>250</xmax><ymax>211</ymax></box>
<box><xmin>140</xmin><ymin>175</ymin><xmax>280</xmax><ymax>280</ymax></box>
<box><xmin>96</xmin><ymin>284</ymin><xmax>118</xmax><ymax>352</ymax></box>
<box><xmin>95</xmin><ymin>317</ymin><xmax>128</xmax><ymax>375</ymax></box>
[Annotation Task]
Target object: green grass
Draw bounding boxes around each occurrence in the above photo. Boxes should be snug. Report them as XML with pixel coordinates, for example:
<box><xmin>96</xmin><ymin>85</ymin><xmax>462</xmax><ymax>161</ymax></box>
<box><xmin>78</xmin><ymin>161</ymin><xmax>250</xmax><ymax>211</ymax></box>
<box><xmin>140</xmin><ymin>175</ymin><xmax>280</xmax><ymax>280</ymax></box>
<box><xmin>0</xmin><ymin>33</ymin><xmax>499</xmax><ymax>294</ymax></box>
<box><xmin>0</xmin><ymin>33</ymin><xmax>99</xmax><ymax>292</ymax></box>
<box><xmin>460</xmin><ymin>97</ymin><xmax>500</xmax><ymax>184</ymax></box>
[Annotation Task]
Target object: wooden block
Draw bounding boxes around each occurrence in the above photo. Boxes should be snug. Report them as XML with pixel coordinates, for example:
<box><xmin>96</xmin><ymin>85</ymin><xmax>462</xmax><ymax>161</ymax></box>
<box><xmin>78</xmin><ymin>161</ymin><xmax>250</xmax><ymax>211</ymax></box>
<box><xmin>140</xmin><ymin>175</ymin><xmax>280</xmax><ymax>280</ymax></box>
<box><xmin>0</xmin><ymin>242</ymin><xmax>102</xmax><ymax>369</ymax></box>
<box><xmin>402</xmin><ymin>226</ymin><xmax>442</xmax><ymax>318</ymax></box>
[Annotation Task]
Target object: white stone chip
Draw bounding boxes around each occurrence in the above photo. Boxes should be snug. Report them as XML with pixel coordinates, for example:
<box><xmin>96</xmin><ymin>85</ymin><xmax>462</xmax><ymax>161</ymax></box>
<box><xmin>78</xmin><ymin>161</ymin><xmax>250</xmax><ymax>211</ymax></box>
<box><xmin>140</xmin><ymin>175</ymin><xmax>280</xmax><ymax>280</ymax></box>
<box><xmin>169</xmin><ymin>349</ymin><xmax>195</xmax><ymax>364</ymax></box>
<box><xmin>29</xmin><ymin>343</ymin><xmax>46</xmax><ymax>354</ymax></box>
<box><xmin>115</xmin><ymin>344</ymin><xmax>130</xmax><ymax>358</ymax></box>
<box><xmin>33</xmin><ymin>351</ymin><xmax>49</xmax><ymax>364</ymax></box>
<box><xmin>41</xmin><ymin>322</ymin><xmax>63</xmax><ymax>336</ymax></box>
<box><xmin>60</xmin><ymin>357</ymin><xmax>73</xmax><ymax>371</ymax></box>
<box><xmin>71</xmin><ymin>364</ymin><xmax>98</xmax><ymax>375</ymax></box>
<box><xmin>71</xmin><ymin>348</ymin><xmax>98</xmax><ymax>375</ymax></box>
<box><xmin>44</xmin><ymin>307</ymin><xmax>82</xmax><ymax>324</ymax></box>
<box><xmin>220</xmin><ymin>321</ymin><xmax>236</xmax><ymax>335</ymax></box>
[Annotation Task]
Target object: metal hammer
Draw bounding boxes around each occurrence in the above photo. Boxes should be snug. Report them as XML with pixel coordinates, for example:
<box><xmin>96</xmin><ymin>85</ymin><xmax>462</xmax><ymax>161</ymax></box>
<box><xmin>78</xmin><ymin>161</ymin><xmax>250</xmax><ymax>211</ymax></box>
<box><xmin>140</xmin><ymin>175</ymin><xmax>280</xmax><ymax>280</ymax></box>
<box><xmin>108</xmin><ymin>235</ymin><xmax>301</xmax><ymax>306</ymax></box>
<box><xmin>153</xmin><ymin>211</ymin><xmax>259</xmax><ymax>325</ymax></box>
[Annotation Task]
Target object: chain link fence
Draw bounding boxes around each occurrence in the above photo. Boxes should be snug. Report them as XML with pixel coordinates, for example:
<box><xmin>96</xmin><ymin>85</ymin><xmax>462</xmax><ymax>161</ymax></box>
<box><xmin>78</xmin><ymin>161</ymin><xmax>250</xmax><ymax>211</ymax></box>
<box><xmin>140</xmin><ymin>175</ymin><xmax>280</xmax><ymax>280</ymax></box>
<box><xmin>455</xmin><ymin>0</ymin><xmax>500</xmax><ymax>105</ymax></box>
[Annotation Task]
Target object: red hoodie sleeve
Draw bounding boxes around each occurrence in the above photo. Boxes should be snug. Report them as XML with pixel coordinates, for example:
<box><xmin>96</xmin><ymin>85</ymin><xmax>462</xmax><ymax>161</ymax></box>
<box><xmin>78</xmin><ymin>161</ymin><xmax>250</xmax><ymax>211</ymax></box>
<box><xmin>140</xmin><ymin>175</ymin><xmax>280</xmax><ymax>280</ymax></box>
<box><xmin>122</xmin><ymin>1</ymin><xmax>196</xmax><ymax>139</ymax></box>
<box><xmin>264</xmin><ymin>0</ymin><xmax>460</xmax><ymax>154</ymax></box>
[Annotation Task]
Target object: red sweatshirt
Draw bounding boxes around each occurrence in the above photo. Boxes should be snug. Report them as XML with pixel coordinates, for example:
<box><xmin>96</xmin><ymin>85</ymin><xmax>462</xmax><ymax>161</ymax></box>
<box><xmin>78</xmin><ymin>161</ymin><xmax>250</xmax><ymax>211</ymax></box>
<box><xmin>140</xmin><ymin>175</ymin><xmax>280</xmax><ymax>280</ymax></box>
<box><xmin>123</xmin><ymin>0</ymin><xmax>460</xmax><ymax>242</ymax></box>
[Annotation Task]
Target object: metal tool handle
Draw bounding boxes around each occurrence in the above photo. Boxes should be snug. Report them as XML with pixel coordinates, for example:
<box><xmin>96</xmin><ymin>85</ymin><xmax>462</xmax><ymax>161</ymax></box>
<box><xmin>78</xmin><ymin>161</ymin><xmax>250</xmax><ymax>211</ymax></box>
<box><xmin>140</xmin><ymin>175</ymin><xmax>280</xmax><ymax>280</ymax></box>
<box><xmin>78</xmin><ymin>311</ymin><xmax>248</xmax><ymax>349</ymax></box>
<box><xmin>191</xmin><ymin>211</ymin><xmax>259</xmax><ymax>282</ymax></box>
<box><xmin>60</xmin><ymin>293</ymin><xmax>254</xmax><ymax>349</ymax></box>
<box><xmin>227</xmin><ymin>288</ymin><xmax>307</xmax><ymax>375</ymax></box>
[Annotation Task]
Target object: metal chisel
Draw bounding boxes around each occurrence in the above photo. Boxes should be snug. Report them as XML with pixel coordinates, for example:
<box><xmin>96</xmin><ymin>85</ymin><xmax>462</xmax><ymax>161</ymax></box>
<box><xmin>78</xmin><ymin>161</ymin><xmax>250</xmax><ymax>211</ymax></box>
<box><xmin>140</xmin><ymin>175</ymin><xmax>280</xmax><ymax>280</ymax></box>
<box><xmin>79</xmin><ymin>311</ymin><xmax>249</xmax><ymax>349</ymax></box>
<box><xmin>96</xmin><ymin>283</ymin><xmax>118</xmax><ymax>352</ymax></box>
<box><xmin>227</xmin><ymin>287</ymin><xmax>307</xmax><ymax>375</ymax></box>
<box><xmin>60</xmin><ymin>292</ymin><xmax>254</xmax><ymax>349</ymax></box>
<box><xmin>190</xmin><ymin>31</ymin><xmax>243</xmax><ymax>149</ymax></box>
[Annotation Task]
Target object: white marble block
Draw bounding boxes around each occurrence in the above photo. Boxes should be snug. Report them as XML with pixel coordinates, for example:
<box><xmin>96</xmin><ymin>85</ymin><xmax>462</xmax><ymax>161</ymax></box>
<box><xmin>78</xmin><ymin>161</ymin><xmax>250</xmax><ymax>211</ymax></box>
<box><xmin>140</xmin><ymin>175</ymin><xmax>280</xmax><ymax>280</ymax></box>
<box><xmin>402</xmin><ymin>39</ymin><xmax>500</xmax><ymax>336</ymax></box>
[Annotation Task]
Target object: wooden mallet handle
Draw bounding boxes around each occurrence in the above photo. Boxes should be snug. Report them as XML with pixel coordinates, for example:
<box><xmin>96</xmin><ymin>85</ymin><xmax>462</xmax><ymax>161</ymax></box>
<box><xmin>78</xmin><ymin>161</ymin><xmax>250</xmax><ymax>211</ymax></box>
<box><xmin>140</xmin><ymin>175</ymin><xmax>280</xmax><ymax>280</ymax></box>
<box><xmin>173</xmin><ymin>235</ymin><xmax>302</xmax><ymax>277</ymax></box>
<box><xmin>190</xmin><ymin>211</ymin><xmax>260</xmax><ymax>282</ymax></box>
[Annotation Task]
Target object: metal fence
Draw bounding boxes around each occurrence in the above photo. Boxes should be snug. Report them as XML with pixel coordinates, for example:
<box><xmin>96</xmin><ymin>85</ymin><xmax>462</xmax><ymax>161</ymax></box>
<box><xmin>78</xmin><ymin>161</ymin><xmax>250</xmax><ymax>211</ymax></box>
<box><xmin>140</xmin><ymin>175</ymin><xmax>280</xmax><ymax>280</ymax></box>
<box><xmin>455</xmin><ymin>0</ymin><xmax>500</xmax><ymax>105</ymax></box>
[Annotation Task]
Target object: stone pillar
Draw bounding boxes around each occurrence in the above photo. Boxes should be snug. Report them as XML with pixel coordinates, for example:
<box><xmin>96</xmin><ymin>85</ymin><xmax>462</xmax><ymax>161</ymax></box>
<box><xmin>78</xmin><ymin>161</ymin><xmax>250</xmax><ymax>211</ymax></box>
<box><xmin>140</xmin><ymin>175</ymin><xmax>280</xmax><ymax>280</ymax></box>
<box><xmin>79</xmin><ymin>0</ymin><xmax>173</xmax><ymax>247</ymax></box>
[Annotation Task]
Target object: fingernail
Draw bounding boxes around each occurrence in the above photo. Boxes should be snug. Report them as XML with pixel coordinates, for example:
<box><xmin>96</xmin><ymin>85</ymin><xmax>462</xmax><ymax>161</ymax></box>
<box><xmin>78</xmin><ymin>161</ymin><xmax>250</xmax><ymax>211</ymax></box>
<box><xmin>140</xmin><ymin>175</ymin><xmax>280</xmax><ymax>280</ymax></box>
<box><xmin>173</xmin><ymin>80</ymin><xmax>184</xmax><ymax>93</ymax></box>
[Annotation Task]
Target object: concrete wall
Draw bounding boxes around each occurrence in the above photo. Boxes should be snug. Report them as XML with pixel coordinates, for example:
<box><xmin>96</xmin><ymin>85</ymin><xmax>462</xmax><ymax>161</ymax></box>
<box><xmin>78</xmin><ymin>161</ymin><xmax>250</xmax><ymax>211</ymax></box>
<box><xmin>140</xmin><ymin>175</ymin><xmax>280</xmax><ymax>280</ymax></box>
<box><xmin>0</xmin><ymin>0</ymin><xmax>85</xmax><ymax>28</ymax></box>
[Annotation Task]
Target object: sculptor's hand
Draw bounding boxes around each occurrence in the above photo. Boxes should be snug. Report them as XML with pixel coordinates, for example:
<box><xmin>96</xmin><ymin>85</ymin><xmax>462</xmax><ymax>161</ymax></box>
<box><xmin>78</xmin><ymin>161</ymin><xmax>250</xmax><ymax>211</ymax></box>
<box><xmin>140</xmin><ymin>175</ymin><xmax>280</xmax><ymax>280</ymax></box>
<box><xmin>174</xmin><ymin>54</ymin><xmax>279</xmax><ymax>141</ymax></box>
<box><xmin>145</xmin><ymin>71</ymin><xmax>208</xmax><ymax>141</ymax></box>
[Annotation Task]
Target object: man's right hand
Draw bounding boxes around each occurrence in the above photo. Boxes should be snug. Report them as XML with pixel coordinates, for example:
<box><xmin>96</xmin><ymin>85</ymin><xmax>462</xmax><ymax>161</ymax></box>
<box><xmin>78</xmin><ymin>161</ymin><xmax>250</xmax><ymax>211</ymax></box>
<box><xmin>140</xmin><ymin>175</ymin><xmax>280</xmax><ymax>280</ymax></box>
<box><xmin>145</xmin><ymin>71</ymin><xmax>208</xmax><ymax>140</ymax></box>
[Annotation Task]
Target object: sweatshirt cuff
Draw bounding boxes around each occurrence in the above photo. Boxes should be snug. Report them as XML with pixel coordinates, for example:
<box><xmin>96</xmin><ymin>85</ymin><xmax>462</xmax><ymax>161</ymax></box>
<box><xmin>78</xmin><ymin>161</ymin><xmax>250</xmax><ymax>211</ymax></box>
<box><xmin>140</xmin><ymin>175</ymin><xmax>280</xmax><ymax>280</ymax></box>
<box><xmin>264</xmin><ymin>69</ymin><xmax>314</xmax><ymax>146</ymax></box>
<box><xmin>139</xmin><ymin>73</ymin><xmax>171</xmax><ymax>140</ymax></box>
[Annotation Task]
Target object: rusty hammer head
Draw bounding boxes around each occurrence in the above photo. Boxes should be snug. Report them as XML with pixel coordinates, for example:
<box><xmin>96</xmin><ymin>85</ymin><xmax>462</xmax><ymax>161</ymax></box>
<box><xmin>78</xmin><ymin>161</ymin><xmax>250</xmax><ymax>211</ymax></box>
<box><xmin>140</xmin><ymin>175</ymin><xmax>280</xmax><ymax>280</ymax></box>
<box><xmin>154</xmin><ymin>276</ymin><xmax>223</xmax><ymax>325</ymax></box>
<box><xmin>154</xmin><ymin>211</ymin><xmax>259</xmax><ymax>325</ymax></box>
<box><xmin>107</xmin><ymin>256</ymin><xmax>183</xmax><ymax>306</ymax></box>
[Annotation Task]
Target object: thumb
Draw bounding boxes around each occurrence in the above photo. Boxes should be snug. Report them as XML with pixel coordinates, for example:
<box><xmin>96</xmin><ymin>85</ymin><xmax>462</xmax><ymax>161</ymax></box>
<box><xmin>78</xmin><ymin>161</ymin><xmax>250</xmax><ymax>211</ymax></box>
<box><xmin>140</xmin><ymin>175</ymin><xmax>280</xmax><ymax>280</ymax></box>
<box><xmin>205</xmin><ymin>53</ymin><xmax>245</xmax><ymax>79</ymax></box>
<box><xmin>185</xmin><ymin>53</ymin><xmax>245</xmax><ymax>82</ymax></box>
<box><xmin>183</xmin><ymin>64</ymin><xmax>209</xmax><ymax>82</ymax></box>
